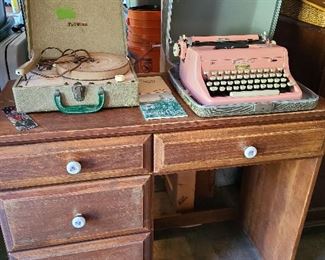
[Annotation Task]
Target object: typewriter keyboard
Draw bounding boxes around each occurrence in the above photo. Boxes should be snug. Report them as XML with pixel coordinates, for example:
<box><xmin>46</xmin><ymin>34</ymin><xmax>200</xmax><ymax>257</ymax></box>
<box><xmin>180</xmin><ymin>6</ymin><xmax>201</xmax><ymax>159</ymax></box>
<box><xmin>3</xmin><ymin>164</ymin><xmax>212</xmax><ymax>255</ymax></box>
<box><xmin>204</xmin><ymin>68</ymin><xmax>294</xmax><ymax>98</ymax></box>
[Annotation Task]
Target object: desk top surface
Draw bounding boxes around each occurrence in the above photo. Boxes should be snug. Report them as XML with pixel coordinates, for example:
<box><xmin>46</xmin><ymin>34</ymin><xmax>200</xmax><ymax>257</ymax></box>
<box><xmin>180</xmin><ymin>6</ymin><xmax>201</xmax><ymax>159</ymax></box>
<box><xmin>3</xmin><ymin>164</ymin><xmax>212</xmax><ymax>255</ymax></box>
<box><xmin>1</xmin><ymin>75</ymin><xmax>325</xmax><ymax>146</ymax></box>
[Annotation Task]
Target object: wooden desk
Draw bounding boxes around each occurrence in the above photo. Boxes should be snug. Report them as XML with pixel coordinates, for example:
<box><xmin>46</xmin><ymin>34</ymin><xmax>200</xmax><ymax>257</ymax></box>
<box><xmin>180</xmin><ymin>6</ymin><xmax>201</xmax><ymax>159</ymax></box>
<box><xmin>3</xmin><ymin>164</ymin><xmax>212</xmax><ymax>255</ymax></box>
<box><xmin>0</xmin><ymin>78</ymin><xmax>325</xmax><ymax>260</ymax></box>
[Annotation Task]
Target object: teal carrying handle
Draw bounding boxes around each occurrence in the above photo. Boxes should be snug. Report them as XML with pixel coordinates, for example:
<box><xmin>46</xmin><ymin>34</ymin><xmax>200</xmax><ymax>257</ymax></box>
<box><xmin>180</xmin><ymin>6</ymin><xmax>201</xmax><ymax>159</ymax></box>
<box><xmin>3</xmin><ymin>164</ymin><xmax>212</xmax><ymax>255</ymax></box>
<box><xmin>54</xmin><ymin>88</ymin><xmax>105</xmax><ymax>114</ymax></box>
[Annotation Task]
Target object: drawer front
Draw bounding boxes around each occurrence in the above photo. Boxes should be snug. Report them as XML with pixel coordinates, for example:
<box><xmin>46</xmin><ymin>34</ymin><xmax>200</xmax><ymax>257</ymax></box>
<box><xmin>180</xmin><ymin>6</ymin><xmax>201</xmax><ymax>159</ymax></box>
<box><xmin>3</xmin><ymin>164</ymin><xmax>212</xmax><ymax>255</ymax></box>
<box><xmin>9</xmin><ymin>233</ymin><xmax>151</xmax><ymax>260</ymax></box>
<box><xmin>0</xmin><ymin>135</ymin><xmax>151</xmax><ymax>189</ymax></box>
<box><xmin>0</xmin><ymin>176</ymin><xmax>151</xmax><ymax>251</ymax></box>
<box><xmin>154</xmin><ymin>121</ymin><xmax>325</xmax><ymax>173</ymax></box>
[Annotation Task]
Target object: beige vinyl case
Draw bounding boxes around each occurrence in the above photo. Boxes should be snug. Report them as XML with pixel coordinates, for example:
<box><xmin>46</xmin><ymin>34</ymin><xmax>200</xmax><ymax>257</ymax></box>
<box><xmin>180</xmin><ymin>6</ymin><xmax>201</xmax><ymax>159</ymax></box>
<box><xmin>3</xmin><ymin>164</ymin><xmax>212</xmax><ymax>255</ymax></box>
<box><xmin>13</xmin><ymin>0</ymin><xmax>139</xmax><ymax>113</ymax></box>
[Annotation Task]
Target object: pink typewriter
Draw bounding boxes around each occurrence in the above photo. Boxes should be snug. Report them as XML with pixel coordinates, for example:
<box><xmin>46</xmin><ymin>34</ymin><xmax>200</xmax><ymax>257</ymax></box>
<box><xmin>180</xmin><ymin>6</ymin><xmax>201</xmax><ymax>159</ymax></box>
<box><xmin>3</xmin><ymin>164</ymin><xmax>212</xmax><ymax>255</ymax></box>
<box><xmin>173</xmin><ymin>34</ymin><xmax>303</xmax><ymax>106</ymax></box>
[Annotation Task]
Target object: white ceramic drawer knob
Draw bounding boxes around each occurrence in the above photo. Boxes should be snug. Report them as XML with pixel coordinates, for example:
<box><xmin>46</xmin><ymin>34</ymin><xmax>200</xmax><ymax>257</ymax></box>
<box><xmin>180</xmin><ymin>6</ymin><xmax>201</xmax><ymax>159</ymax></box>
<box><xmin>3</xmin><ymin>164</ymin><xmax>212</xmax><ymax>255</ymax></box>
<box><xmin>244</xmin><ymin>146</ymin><xmax>258</xmax><ymax>159</ymax></box>
<box><xmin>72</xmin><ymin>214</ymin><xmax>86</xmax><ymax>229</ymax></box>
<box><xmin>66</xmin><ymin>161</ymin><xmax>82</xmax><ymax>175</ymax></box>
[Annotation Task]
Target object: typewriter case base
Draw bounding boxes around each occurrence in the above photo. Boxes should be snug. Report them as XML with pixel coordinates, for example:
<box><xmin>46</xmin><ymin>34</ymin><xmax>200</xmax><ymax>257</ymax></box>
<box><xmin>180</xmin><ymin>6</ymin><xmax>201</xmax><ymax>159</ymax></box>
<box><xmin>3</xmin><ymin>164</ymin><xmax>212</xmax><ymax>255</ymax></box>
<box><xmin>162</xmin><ymin>0</ymin><xmax>319</xmax><ymax>117</ymax></box>
<box><xmin>13</xmin><ymin>0</ymin><xmax>139</xmax><ymax>113</ymax></box>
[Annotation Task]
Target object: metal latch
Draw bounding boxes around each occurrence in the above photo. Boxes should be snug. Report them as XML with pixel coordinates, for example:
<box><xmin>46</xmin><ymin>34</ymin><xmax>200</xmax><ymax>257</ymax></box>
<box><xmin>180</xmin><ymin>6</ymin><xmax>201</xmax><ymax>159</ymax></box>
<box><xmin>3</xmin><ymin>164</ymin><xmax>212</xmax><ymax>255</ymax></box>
<box><xmin>72</xmin><ymin>82</ymin><xmax>86</xmax><ymax>102</ymax></box>
<box><xmin>254</xmin><ymin>103</ymin><xmax>274</xmax><ymax>113</ymax></box>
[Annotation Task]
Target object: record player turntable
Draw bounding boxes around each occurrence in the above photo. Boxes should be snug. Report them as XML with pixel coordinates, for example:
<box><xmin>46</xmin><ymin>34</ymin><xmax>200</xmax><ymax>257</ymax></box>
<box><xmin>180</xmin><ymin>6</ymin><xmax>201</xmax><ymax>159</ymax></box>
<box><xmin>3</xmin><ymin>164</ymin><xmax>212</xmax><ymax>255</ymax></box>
<box><xmin>13</xmin><ymin>0</ymin><xmax>139</xmax><ymax>114</ymax></box>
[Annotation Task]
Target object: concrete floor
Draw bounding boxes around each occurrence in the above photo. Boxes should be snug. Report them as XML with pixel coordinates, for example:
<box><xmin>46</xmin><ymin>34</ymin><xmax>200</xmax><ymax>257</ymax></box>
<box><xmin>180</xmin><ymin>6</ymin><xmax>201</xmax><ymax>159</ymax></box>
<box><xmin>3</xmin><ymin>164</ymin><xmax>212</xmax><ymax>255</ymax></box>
<box><xmin>0</xmin><ymin>224</ymin><xmax>324</xmax><ymax>259</ymax></box>
<box><xmin>154</xmin><ymin>222</ymin><xmax>325</xmax><ymax>260</ymax></box>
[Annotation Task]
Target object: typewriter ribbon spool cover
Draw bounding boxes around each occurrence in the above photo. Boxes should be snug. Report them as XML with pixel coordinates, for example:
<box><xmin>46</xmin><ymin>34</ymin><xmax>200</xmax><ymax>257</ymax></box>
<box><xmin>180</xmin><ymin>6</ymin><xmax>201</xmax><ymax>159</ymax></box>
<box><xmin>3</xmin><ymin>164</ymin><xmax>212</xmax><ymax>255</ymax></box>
<box><xmin>162</xmin><ymin>0</ymin><xmax>319</xmax><ymax>117</ymax></box>
<box><xmin>12</xmin><ymin>0</ymin><xmax>139</xmax><ymax>114</ymax></box>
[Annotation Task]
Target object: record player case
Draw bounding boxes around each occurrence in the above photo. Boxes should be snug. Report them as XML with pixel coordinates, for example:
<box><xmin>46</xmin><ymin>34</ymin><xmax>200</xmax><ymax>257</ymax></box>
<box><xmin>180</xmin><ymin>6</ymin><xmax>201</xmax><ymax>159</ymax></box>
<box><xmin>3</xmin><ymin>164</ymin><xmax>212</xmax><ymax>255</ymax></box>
<box><xmin>12</xmin><ymin>0</ymin><xmax>139</xmax><ymax>114</ymax></box>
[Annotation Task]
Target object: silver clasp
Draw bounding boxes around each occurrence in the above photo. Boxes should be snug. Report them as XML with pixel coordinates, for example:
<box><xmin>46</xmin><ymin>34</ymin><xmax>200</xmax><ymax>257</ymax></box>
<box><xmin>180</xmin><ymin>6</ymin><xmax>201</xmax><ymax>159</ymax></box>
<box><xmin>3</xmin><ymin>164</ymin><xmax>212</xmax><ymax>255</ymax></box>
<box><xmin>72</xmin><ymin>82</ymin><xmax>86</xmax><ymax>102</ymax></box>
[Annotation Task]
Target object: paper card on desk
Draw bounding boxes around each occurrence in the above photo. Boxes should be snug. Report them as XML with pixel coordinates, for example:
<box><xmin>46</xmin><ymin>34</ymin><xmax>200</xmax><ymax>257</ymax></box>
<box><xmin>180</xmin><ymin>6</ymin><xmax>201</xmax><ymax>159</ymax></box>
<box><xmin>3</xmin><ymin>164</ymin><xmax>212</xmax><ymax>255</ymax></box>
<box><xmin>138</xmin><ymin>76</ymin><xmax>172</xmax><ymax>96</ymax></box>
<box><xmin>2</xmin><ymin>106</ymin><xmax>38</xmax><ymax>131</ymax></box>
<box><xmin>139</xmin><ymin>76</ymin><xmax>187</xmax><ymax>120</ymax></box>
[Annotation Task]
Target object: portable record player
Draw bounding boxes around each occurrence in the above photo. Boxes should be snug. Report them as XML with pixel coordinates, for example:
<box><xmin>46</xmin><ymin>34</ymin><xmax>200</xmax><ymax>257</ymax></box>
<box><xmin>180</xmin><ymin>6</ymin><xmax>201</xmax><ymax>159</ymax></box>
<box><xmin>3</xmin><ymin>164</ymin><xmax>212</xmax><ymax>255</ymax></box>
<box><xmin>162</xmin><ymin>0</ymin><xmax>319</xmax><ymax>117</ymax></box>
<box><xmin>13</xmin><ymin>0</ymin><xmax>139</xmax><ymax>114</ymax></box>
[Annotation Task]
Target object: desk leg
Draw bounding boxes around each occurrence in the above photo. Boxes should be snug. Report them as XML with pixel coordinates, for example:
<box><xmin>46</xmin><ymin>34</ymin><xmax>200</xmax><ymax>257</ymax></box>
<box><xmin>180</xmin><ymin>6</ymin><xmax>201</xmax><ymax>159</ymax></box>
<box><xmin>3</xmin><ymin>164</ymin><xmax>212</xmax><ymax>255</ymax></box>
<box><xmin>241</xmin><ymin>157</ymin><xmax>322</xmax><ymax>260</ymax></box>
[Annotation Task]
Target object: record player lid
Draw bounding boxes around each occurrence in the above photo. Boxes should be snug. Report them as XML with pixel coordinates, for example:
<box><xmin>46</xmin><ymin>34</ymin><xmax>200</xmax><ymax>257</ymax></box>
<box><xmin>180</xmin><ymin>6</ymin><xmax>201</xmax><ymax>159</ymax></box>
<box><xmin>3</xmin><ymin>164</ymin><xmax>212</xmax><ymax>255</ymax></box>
<box><xmin>24</xmin><ymin>0</ymin><xmax>127</xmax><ymax>59</ymax></box>
<box><xmin>163</xmin><ymin>0</ymin><xmax>283</xmax><ymax>65</ymax></box>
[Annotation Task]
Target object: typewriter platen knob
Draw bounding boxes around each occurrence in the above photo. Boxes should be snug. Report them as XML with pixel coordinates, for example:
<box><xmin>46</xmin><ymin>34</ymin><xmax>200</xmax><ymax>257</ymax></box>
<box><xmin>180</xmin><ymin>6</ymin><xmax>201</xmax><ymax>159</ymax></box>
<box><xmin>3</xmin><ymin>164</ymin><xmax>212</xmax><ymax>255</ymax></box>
<box><xmin>244</xmin><ymin>146</ymin><xmax>258</xmax><ymax>159</ymax></box>
<box><xmin>173</xmin><ymin>43</ymin><xmax>181</xmax><ymax>57</ymax></box>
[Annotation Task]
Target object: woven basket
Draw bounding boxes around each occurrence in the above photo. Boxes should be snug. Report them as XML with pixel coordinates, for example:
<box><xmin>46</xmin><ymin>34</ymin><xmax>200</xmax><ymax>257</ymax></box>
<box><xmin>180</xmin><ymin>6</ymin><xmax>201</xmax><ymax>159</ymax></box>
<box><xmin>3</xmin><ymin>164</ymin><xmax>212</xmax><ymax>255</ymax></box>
<box><xmin>281</xmin><ymin>0</ymin><xmax>325</xmax><ymax>27</ymax></box>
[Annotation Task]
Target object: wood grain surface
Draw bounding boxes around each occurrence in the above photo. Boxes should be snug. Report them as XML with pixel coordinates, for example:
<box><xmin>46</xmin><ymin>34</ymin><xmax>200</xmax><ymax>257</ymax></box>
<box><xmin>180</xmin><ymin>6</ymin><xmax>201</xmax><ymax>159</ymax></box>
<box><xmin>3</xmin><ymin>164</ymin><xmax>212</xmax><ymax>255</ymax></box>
<box><xmin>0</xmin><ymin>176</ymin><xmax>151</xmax><ymax>252</ymax></box>
<box><xmin>241</xmin><ymin>158</ymin><xmax>323</xmax><ymax>260</ymax></box>
<box><xmin>1</xmin><ymin>79</ymin><xmax>325</xmax><ymax>146</ymax></box>
<box><xmin>154</xmin><ymin>121</ymin><xmax>325</xmax><ymax>173</ymax></box>
<box><xmin>9</xmin><ymin>233</ymin><xmax>151</xmax><ymax>260</ymax></box>
<box><xmin>0</xmin><ymin>135</ymin><xmax>151</xmax><ymax>189</ymax></box>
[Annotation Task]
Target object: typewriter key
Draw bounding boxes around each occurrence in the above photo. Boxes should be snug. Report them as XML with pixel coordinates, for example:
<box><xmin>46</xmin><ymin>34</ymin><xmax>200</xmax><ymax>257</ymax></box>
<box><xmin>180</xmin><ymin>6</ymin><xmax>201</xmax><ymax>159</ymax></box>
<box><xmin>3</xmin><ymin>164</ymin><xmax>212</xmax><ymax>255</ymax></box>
<box><xmin>241</xmin><ymin>80</ymin><xmax>247</xmax><ymax>84</ymax></box>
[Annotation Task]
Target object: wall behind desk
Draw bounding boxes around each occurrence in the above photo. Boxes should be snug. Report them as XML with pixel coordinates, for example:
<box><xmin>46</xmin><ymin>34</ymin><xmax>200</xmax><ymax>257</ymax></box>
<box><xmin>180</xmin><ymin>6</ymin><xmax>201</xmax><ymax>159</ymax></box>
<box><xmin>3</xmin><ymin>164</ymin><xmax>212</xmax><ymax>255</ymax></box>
<box><xmin>274</xmin><ymin>16</ymin><xmax>325</xmax><ymax>96</ymax></box>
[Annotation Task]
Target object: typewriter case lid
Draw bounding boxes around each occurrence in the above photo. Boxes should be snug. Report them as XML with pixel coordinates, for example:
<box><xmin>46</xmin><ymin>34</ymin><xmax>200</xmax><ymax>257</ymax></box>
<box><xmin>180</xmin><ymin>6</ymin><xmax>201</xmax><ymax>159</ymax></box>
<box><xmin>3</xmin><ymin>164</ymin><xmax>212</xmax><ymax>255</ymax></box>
<box><xmin>23</xmin><ymin>0</ymin><xmax>127</xmax><ymax>59</ymax></box>
<box><xmin>162</xmin><ymin>0</ymin><xmax>283</xmax><ymax>65</ymax></box>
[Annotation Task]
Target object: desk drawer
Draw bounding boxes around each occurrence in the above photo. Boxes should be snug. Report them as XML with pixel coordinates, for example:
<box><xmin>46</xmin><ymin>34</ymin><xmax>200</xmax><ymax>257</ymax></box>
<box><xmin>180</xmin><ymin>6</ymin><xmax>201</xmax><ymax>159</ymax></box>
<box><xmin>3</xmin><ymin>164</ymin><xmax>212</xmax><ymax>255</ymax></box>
<box><xmin>0</xmin><ymin>135</ymin><xmax>151</xmax><ymax>189</ymax></box>
<box><xmin>154</xmin><ymin>121</ymin><xmax>325</xmax><ymax>173</ymax></box>
<box><xmin>9</xmin><ymin>233</ymin><xmax>151</xmax><ymax>260</ymax></box>
<box><xmin>0</xmin><ymin>176</ymin><xmax>151</xmax><ymax>251</ymax></box>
